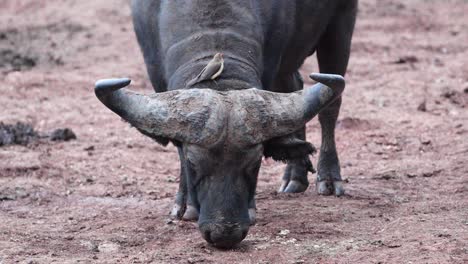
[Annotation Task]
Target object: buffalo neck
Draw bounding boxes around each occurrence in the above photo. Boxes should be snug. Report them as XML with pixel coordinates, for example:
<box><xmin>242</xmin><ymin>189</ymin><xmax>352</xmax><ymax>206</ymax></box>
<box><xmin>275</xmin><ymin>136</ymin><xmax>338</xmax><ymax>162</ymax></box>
<box><xmin>167</xmin><ymin>53</ymin><xmax>262</xmax><ymax>91</ymax></box>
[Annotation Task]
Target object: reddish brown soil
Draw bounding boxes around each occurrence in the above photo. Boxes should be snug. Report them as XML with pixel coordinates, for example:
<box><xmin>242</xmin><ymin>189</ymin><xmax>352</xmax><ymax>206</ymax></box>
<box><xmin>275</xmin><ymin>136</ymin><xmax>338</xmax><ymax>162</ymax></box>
<box><xmin>1</xmin><ymin>0</ymin><xmax>467</xmax><ymax>263</ymax></box>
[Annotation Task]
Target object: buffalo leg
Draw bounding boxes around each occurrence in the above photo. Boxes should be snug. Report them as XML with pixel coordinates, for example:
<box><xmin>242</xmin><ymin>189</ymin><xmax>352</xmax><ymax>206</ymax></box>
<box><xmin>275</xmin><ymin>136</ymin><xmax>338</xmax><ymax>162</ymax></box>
<box><xmin>276</xmin><ymin>72</ymin><xmax>312</xmax><ymax>193</ymax></box>
<box><xmin>170</xmin><ymin>147</ymin><xmax>199</xmax><ymax>220</ymax></box>
<box><xmin>315</xmin><ymin>2</ymin><xmax>356</xmax><ymax>196</ymax></box>
<box><xmin>278</xmin><ymin>128</ymin><xmax>312</xmax><ymax>193</ymax></box>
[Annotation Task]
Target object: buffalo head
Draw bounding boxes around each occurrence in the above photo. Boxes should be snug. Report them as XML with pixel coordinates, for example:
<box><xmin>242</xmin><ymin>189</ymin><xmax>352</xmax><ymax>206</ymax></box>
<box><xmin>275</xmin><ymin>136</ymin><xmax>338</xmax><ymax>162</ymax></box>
<box><xmin>95</xmin><ymin>73</ymin><xmax>344</xmax><ymax>248</ymax></box>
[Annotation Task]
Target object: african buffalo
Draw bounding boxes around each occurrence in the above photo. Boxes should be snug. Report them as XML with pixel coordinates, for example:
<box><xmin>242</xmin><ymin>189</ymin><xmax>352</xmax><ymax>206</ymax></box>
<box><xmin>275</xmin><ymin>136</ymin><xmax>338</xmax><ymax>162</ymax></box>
<box><xmin>95</xmin><ymin>0</ymin><xmax>357</xmax><ymax>248</ymax></box>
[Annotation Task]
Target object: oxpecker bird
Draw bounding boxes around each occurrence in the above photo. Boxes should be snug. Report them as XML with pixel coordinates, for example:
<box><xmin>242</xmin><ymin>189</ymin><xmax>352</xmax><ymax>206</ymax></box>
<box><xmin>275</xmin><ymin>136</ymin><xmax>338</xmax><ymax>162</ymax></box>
<box><xmin>187</xmin><ymin>53</ymin><xmax>224</xmax><ymax>87</ymax></box>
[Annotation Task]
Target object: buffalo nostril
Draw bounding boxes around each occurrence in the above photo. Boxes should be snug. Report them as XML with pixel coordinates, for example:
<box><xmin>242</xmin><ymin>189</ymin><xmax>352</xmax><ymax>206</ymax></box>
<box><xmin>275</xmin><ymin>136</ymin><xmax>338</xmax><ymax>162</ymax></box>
<box><xmin>199</xmin><ymin>220</ymin><xmax>251</xmax><ymax>248</ymax></box>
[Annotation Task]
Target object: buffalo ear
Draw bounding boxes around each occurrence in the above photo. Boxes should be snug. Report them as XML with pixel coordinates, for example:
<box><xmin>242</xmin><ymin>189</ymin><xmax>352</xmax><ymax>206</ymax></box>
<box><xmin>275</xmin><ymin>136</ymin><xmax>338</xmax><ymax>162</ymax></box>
<box><xmin>263</xmin><ymin>135</ymin><xmax>317</xmax><ymax>162</ymax></box>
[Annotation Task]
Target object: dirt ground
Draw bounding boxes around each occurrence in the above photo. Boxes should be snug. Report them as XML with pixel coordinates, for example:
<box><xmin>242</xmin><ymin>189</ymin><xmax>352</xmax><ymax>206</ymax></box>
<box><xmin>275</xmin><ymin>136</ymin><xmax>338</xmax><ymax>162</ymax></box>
<box><xmin>1</xmin><ymin>0</ymin><xmax>467</xmax><ymax>263</ymax></box>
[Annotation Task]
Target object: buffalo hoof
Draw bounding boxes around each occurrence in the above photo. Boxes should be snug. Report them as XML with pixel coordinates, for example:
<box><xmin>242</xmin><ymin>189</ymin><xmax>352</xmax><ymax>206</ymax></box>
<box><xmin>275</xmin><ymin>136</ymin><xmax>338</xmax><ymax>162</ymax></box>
<box><xmin>284</xmin><ymin>180</ymin><xmax>308</xmax><ymax>193</ymax></box>
<box><xmin>316</xmin><ymin>180</ymin><xmax>345</xmax><ymax>196</ymax></box>
<box><xmin>170</xmin><ymin>203</ymin><xmax>183</xmax><ymax>219</ymax></box>
<box><xmin>248</xmin><ymin>208</ymin><xmax>256</xmax><ymax>225</ymax></box>
<box><xmin>278</xmin><ymin>180</ymin><xmax>289</xmax><ymax>192</ymax></box>
<box><xmin>170</xmin><ymin>204</ymin><xmax>199</xmax><ymax>221</ymax></box>
<box><xmin>278</xmin><ymin>180</ymin><xmax>308</xmax><ymax>193</ymax></box>
<box><xmin>182</xmin><ymin>205</ymin><xmax>199</xmax><ymax>221</ymax></box>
